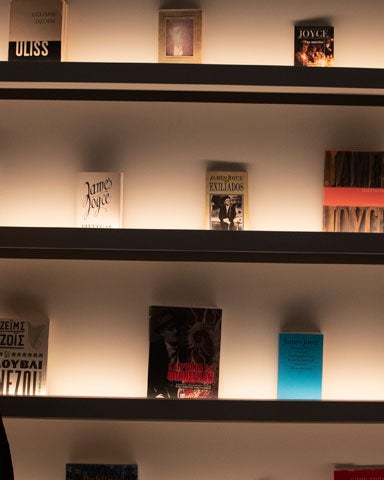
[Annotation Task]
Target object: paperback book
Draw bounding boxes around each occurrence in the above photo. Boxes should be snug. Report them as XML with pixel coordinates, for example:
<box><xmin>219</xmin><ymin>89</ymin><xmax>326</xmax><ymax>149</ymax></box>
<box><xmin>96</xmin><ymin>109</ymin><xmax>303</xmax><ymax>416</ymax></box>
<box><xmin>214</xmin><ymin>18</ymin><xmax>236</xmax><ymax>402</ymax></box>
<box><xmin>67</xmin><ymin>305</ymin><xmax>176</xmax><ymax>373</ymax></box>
<box><xmin>277</xmin><ymin>332</ymin><xmax>323</xmax><ymax>400</ymax></box>
<box><xmin>147</xmin><ymin>305</ymin><xmax>222</xmax><ymax>399</ymax></box>
<box><xmin>206</xmin><ymin>171</ymin><xmax>248</xmax><ymax>230</ymax></box>
<box><xmin>323</xmin><ymin>151</ymin><xmax>384</xmax><ymax>233</ymax></box>
<box><xmin>66</xmin><ymin>464</ymin><xmax>138</xmax><ymax>480</ymax></box>
<box><xmin>8</xmin><ymin>0</ymin><xmax>68</xmax><ymax>61</ymax></box>
<box><xmin>294</xmin><ymin>26</ymin><xmax>334</xmax><ymax>66</ymax></box>
<box><xmin>334</xmin><ymin>468</ymin><xmax>384</xmax><ymax>479</ymax></box>
<box><xmin>76</xmin><ymin>172</ymin><xmax>124</xmax><ymax>228</ymax></box>
<box><xmin>0</xmin><ymin>317</ymin><xmax>49</xmax><ymax>396</ymax></box>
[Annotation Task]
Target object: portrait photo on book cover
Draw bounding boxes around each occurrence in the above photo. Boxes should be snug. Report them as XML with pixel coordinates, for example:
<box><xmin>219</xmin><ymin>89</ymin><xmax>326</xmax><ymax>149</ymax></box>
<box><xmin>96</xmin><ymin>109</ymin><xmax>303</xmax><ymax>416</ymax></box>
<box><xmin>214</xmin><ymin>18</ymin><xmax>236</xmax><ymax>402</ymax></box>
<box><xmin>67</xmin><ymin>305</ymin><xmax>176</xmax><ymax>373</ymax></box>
<box><xmin>210</xmin><ymin>194</ymin><xmax>244</xmax><ymax>231</ymax></box>
<box><xmin>158</xmin><ymin>9</ymin><xmax>202</xmax><ymax>63</ymax></box>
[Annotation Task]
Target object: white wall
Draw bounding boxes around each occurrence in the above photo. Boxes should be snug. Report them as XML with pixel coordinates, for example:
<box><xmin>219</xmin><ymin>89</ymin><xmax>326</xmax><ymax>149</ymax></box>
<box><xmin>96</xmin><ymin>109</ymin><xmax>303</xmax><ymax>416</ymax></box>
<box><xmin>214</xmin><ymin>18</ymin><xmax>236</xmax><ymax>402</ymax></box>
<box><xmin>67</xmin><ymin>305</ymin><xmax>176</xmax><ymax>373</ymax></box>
<box><xmin>0</xmin><ymin>1</ymin><xmax>384</xmax><ymax>479</ymax></box>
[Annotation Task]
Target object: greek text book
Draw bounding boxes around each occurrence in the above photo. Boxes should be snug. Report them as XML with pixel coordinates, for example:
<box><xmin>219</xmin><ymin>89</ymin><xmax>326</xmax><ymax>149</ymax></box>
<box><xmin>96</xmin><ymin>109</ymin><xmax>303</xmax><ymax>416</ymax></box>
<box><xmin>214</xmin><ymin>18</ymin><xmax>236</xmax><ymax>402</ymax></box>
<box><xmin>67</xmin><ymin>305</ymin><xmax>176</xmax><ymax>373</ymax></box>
<box><xmin>147</xmin><ymin>305</ymin><xmax>222</xmax><ymax>399</ymax></box>
<box><xmin>0</xmin><ymin>317</ymin><xmax>49</xmax><ymax>396</ymax></box>
<box><xmin>8</xmin><ymin>0</ymin><xmax>68</xmax><ymax>61</ymax></box>
<box><xmin>76</xmin><ymin>172</ymin><xmax>124</xmax><ymax>228</ymax></box>
<box><xmin>206</xmin><ymin>171</ymin><xmax>248</xmax><ymax>230</ymax></box>
<box><xmin>277</xmin><ymin>332</ymin><xmax>323</xmax><ymax>400</ymax></box>
<box><xmin>323</xmin><ymin>151</ymin><xmax>384</xmax><ymax>233</ymax></box>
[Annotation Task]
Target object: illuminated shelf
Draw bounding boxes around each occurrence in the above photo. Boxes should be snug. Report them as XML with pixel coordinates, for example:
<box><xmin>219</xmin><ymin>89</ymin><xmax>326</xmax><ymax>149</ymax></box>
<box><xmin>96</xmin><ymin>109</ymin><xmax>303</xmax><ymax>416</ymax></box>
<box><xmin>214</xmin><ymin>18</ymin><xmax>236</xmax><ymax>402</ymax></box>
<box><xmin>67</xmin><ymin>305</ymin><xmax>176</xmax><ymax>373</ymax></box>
<box><xmin>0</xmin><ymin>62</ymin><xmax>383</xmax><ymax>105</ymax></box>
<box><xmin>1</xmin><ymin>396</ymin><xmax>384</xmax><ymax>423</ymax></box>
<box><xmin>0</xmin><ymin>227</ymin><xmax>384</xmax><ymax>264</ymax></box>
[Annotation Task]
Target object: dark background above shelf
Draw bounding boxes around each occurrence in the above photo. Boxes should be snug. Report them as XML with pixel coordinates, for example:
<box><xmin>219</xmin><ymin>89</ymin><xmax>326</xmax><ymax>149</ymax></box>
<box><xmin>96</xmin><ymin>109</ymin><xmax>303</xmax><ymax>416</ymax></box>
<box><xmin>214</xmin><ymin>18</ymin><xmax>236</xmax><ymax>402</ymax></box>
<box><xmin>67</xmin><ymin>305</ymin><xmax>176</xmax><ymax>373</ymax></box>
<box><xmin>0</xmin><ymin>227</ymin><xmax>383</xmax><ymax>264</ymax></box>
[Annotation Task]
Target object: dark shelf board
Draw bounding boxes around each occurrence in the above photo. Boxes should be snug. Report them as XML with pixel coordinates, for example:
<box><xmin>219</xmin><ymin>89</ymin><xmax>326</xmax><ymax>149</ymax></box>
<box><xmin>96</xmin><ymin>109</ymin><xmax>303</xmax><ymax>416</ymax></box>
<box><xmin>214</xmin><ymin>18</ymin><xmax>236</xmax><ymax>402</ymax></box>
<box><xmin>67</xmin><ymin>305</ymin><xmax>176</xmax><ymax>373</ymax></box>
<box><xmin>0</xmin><ymin>227</ymin><xmax>384</xmax><ymax>264</ymax></box>
<box><xmin>0</xmin><ymin>63</ymin><xmax>383</xmax><ymax>105</ymax></box>
<box><xmin>1</xmin><ymin>396</ymin><xmax>383</xmax><ymax>423</ymax></box>
<box><xmin>0</xmin><ymin>62</ymin><xmax>383</xmax><ymax>89</ymax></box>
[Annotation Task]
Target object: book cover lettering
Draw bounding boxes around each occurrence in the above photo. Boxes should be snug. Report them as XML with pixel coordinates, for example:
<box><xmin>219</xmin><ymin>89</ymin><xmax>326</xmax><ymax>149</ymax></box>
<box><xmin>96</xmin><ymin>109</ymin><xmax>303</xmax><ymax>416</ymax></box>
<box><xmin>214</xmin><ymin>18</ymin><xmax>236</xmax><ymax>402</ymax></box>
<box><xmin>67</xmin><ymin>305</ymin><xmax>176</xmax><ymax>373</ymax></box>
<box><xmin>206</xmin><ymin>171</ymin><xmax>248</xmax><ymax>230</ymax></box>
<box><xmin>323</xmin><ymin>151</ymin><xmax>384</xmax><ymax>233</ymax></box>
<box><xmin>277</xmin><ymin>333</ymin><xmax>323</xmax><ymax>400</ymax></box>
<box><xmin>66</xmin><ymin>464</ymin><xmax>138</xmax><ymax>480</ymax></box>
<box><xmin>8</xmin><ymin>0</ymin><xmax>68</xmax><ymax>61</ymax></box>
<box><xmin>0</xmin><ymin>317</ymin><xmax>49</xmax><ymax>396</ymax></box>
<box><xmin>76</xmin><ymin>172</ymin><xmax>123</xmax><ymax>228</ymax></box>
<box><xmin>147</xmin><ymin>306</ymin><xmax>222</xmax><ymax>399</ymax></box>
<box><xmin>294</xmin><ymin>26</ymin><xmax>334</xmax><ymax>66</ymax></box>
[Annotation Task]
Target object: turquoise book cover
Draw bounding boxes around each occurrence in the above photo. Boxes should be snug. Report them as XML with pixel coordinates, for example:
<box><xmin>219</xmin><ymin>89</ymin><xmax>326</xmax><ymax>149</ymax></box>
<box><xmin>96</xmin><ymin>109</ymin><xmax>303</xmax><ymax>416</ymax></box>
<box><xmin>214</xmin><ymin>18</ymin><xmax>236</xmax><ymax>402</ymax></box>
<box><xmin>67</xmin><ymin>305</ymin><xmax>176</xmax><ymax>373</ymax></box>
<box><xmin>277</xmin><ymin>332</ymin><xmax>323</xmax><ymax>400</ymax></box>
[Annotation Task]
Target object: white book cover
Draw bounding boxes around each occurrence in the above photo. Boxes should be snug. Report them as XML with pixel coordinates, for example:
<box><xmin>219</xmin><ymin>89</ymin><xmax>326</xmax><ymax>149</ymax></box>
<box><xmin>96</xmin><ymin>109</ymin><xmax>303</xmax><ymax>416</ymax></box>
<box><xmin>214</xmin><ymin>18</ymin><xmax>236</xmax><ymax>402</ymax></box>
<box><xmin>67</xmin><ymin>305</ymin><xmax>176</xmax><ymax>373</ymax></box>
<box><xmin>8</xmin><ymin>0</ymin><xmax>68</xmax><ymax>61</ymax></box>
<box><xmin>0</xmin><ymin>317</ymin><xmax>49</xmax><ymax>396</ymax></box>
<box><xmin>76</xmin><ymin>172</ymin><xmax>124</xmax><ymax>228</ymax></box>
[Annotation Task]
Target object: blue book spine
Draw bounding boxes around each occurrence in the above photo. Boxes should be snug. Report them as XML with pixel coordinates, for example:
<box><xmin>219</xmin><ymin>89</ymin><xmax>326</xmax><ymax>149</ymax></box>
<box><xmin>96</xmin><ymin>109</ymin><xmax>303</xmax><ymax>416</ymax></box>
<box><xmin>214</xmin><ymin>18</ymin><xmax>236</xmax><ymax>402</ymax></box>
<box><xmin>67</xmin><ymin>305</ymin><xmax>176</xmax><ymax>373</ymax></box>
<box><xmin>277</xmin><ymin>333</ymin><xmax>323</xmax><ymax>400</ymax></box>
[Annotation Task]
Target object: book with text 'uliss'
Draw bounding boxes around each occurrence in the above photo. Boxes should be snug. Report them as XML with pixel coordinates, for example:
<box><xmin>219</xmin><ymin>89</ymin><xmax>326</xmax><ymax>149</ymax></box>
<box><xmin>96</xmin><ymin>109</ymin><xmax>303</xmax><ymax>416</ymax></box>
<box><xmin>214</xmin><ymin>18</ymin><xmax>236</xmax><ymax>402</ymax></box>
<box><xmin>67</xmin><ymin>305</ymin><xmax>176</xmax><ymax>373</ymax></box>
<box><xmin>76</xmin><ymin>172</ymin><xmax>124</xmax><ymax>228</ymax></box>
<box><xmin>147</xmin><ymin>305</ymin><xmax>222</xmax><ymax>399</ymax></box>
<box><xmin>277</xmin><ymin>332</ymin><xmax>323</xmax><ymax>400</ymax></box>
<box><xmin>0</xmin><ymin>317</ymin><xmax>49</xmax><ymax>396</ymax></box>
<box><xmin>323</xmin><ymin>151</ymin><xmax>384</xmax><ymax>233</ymax></box>
<box><xmin>206</xmin><ymin>171</ymin><xmax>248</xmax><ymax>231</ymax></box>
<box><xmin>66</xmin><ymin>464</ymin><xmax>138</xmax><ymax>480</ymax></box>
<box><xmin>8</xmin><ymin>0</ymin><xmax>68</xmax><ymax>61</ymax></box>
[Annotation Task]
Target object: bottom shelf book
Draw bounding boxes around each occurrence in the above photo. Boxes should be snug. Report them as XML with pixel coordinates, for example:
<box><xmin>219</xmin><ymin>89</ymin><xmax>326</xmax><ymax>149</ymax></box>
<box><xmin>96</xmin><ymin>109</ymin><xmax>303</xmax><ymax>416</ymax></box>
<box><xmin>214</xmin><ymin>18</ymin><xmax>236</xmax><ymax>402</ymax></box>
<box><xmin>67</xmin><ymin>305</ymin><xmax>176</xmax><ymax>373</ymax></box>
<box><xmin>66</xmin><ymin>464</ymin><xmax>138</xmax><ymax>480</ymax></box>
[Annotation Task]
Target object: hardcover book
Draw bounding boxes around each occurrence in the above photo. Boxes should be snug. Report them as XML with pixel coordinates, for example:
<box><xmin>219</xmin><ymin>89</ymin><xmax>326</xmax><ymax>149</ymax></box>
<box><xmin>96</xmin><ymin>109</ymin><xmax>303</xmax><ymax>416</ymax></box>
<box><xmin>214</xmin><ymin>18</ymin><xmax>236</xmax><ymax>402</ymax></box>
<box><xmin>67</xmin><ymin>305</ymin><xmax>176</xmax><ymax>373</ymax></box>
<box><xmin>0</xmin><ymin>317</ymin><xmax>49</xmax><ymax>396</ymax></box>
<box><xmin>66</xmin><ymin>464</ymin><xmax>138</xmax><ymax>480</ymax></box>
<box><xmin>147</xmin><ymin>305</ymin><xmax>222</xmax><ymax>399</ymax></box>
<box><xmin>206</xmin><ymin>171</ymin><xmax>248</xmax><ymax>230</ymax></box>
<box><xmin>8</xmin><ymin>0</ymin><xmax>68</xmax><ymax>61</ymax></box>
<box><xmin>323</xmin><ymin>151</ymin><xmax>384</xmax><ymax>233</ymax></box>
<box><xmin>294</xmin><ymin>26</ymin><xmax>334</xmax><ymax>66</ymax></box>
<box><xmin>334</xmin><ymin>468</ymin><xmax>384</xmax><ymax>479</ymax></box>
<box><xmin>76</xmin><ymin>172</ymin><xmax>124</xmax><ymax>228</ymax></box>
<box><xmin>277</xmin><ymin>332</ymin><xmax>323</xmax><ymax>400</ymax></box>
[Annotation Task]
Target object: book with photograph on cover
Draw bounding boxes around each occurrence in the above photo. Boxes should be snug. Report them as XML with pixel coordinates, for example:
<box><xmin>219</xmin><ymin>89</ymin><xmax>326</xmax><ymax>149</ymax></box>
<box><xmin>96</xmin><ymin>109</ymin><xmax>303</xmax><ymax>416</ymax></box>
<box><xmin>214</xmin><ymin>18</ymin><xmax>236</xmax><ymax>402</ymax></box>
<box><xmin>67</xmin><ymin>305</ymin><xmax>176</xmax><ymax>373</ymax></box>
<box><xmin>147</xmin><ymin>305</ymin><xmax>222</xmax><ymax>399</ymax></box>
<box><xmin>277</xmin><ymin>332</ymin><xmax>323</xmax><ymax>400</ymax></box>
<box><xmin>323</xmin><ymin>151</ymin><xmax>384</xmax><ymax>233</ymax></box>
<box><xmin>0</xmin><ymin>317</ymin><xmax>49</xmax><ymax>396</ymax></box>
<box><xmin>206</xmin><ymin>171</ymin><xmax>248</xmax><ymax>230</ymax></box>
<box><xmin>66</xmin><ymin>464</ymin><xmax>138</xmax><ymax>480</ymax></box>
<box><xmin>76</xmin><ymin>172</ymin><xmax>124</xmax><ymax>228</ymax></box>
<box><xmin>334</xmin><ymin>468</ymin><xmax>384</xmax><ymax>479</ymax></box>
<box><xmin>294</xmin><ymin>26</ymin><xmax>334</xmax><ymax>66</ymax></box>
<box><xmin>8</xmin><ymin>0</ymin><xmax>68</xmax><ymax>61</ymax></box>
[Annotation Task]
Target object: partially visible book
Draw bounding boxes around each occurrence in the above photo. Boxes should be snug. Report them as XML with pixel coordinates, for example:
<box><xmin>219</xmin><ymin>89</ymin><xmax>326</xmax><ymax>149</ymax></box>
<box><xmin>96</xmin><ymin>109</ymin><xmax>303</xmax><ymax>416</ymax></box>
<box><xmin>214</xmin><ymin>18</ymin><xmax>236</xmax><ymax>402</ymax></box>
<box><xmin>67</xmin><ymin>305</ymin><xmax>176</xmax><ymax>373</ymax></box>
<box><xmin>8</xmin><ymin>0</ymin><xmax>68</xmax><ymax>61</ymax></box>
<box><xmin>334</xmin><ymin>468</ymin><xmax>384</xmax><ymax>479</ymax></box>
<box><xmin>206</xmin><ymin>171</ymin><xmax>248</xmax><ymax>230</ymax></box>
<box><xmin>66</xmin><ymin>464</ymin><xmax>138</xmax><ymax>480</ymax></box>
<box><xmin>277</xmin><ymin>332</ymin><xmax>323</xmax><ymax>400</ymax></box>
<box><xmin>147</xmin><ymin>305</ymin><xmax>222</xmax><ymax>399</ymax></box>
<box><xmin>76</xmin><ymin>172</ymin><xmax>124</xmax><ymax>228</ymax></box>
<box><xmin>294</xmin><ymin>26</ymin><xmax>334</xmax><ymax>66</ymax></box>
<box><xmin>323</xmin><ymin>151</ymin><xmax>384</xmax><ymax>233</ymax></box>
<box><xmin>0</xmin><ymin>317</ymin><xmax>49</xmax><ymax>395</ymax></box>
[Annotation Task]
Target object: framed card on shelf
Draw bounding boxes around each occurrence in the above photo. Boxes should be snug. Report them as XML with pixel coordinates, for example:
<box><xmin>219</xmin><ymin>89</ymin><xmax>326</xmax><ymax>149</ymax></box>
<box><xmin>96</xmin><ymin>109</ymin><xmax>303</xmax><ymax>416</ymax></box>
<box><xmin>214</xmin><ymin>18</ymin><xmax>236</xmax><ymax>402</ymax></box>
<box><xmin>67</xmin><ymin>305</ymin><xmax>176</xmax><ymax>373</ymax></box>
<box><xmin>158</xmin><ymin>9</ymin><xmax>202</xmax><ymax>63</ymax></box>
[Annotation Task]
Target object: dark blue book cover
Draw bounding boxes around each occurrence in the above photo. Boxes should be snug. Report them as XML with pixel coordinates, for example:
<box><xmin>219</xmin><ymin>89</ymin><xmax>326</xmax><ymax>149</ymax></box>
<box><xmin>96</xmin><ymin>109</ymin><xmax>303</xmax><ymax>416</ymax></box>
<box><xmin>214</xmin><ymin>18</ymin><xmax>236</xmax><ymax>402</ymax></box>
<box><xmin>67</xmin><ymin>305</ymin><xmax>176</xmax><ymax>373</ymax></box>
<box><xmin>277</xmin><ymin>332</ymin><xmax>323</xmax><ymax>399</ymax></box>
<box><xmin>66</xmin><ymin>464</ymin><xmax>138</xmax><ymax>480</ymax></box>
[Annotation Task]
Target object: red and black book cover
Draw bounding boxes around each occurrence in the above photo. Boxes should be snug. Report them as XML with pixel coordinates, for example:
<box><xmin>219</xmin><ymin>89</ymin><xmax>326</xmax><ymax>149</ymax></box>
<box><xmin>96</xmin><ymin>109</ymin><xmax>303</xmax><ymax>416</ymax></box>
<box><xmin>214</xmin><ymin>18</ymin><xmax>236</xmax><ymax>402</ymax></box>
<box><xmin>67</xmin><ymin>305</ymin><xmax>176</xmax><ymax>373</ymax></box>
<box><xmin>147</xmin><ymin>305</ymin><xmax>222</xmax><ymax>399</ymax></box>
<box><xmin>323</xmin><ymin>151</ymin><xmax>384</xmax><ymax>232</ymax></box>
<box><xmin>334</xmin><ymin>468</ymin><xmax>384</xmax><ymax>479</ymax></box>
